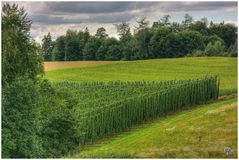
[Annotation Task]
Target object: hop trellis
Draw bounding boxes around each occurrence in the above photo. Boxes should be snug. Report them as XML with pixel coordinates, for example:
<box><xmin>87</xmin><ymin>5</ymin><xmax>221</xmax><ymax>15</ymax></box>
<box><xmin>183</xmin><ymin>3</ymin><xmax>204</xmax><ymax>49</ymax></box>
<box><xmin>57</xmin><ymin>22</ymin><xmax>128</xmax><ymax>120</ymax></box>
<box><xmin>54</xmin><ymin>75</ymin><xmax>219</xmax><ymax>144</ymax></box>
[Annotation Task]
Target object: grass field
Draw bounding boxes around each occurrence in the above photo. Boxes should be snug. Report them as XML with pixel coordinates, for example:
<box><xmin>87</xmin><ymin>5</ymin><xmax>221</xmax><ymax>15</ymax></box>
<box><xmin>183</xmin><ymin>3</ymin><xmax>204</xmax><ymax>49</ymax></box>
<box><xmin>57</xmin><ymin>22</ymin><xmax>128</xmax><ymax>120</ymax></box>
<box><xmin>45</xmin><ymin>57</ymin><xmax>237</xmax><ymax>95</ymax></box>
<box><xmin>45</xmin><ymin>57</ymin><xmax>237</xmax><ymax>158</ymax></box>
<box><xmin>44</xmin><ymin>61</ymin><xmax>114</xmax><ymax>71</ymax></box>
<box><xmin>69</xmin><ymin>97</ymin><xmax>237</xmax><ymax>158</ymax></box>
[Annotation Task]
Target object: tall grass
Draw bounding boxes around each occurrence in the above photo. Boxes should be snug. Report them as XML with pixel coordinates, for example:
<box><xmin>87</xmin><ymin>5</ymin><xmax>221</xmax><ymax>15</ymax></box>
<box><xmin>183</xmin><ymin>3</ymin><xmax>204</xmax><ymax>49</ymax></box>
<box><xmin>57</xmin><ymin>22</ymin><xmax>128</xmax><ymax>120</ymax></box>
<box><xmin>55</xmin><ymin>76</ymin><xmax>219</xmax><ymax>144</ymax></box>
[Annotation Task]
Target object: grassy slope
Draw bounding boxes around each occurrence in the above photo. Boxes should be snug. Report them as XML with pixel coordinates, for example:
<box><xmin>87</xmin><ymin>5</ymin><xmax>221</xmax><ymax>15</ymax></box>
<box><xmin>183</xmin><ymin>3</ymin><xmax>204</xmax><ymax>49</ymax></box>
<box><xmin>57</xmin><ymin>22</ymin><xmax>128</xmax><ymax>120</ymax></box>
<box><xmin>69</xmin><ymin>97</ymin><xmax>237</xmax><ymax>158</ymax></box>
<box><xmin>45</xmin><ymin>57</ymin><xmax>237</xmax><ymax>94</ymax></box>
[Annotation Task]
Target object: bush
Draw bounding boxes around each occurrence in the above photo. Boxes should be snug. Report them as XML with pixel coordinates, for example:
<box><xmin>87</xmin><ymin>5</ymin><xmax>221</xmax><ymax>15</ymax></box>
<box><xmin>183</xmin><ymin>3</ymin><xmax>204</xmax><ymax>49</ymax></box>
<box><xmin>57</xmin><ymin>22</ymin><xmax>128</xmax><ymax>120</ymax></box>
<box><xmin>188</xmin><ymin>50</ymin><xmax>206</xmax><ymax>57</ymax></box>
<box><xmin>38</xmin><ymin>80</ymin><xmax>79</xmax><ymax>158</ymax></box>
<box><xmin>205</xmin><ymin>40</ymin><xmax>225</xmax><ymax>56</ymax></box>
<box><xmin>2</xmin><ymin>76</ymin><xmax>43</xmax><ymax>158</ymax></box>
<box><xmin>227</xmin><ymin>40</ymin><xmax>237</xmax><ymax>57</ymax></box>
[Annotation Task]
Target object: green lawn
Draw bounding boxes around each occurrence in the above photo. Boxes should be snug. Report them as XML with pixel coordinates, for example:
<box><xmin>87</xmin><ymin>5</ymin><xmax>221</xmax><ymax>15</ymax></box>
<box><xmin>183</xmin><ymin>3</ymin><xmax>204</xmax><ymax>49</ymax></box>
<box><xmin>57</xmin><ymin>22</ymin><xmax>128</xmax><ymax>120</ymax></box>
<box><xmin>45</xmin><ymin>57</ymin><xmax>237</xmax><ymax>94</ymax></box>
<box><xmin>69</xmin><ymin>97</ymin><xmax>237</xmax><ymax>158</ymax></box>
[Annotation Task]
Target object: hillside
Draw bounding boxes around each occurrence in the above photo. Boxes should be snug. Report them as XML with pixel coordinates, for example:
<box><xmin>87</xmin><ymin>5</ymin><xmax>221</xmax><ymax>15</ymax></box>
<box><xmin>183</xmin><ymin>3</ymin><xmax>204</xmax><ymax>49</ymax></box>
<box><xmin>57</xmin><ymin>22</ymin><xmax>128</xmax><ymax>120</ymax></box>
<box><xmin>69</xmin><ymin>97</ymin><xmax>237</xmax><ymax>158</ymax></box>
<box><xmin>45</xmin><ymin>57</ymin><xmax>237</xmax><ymax>95</ymax></box>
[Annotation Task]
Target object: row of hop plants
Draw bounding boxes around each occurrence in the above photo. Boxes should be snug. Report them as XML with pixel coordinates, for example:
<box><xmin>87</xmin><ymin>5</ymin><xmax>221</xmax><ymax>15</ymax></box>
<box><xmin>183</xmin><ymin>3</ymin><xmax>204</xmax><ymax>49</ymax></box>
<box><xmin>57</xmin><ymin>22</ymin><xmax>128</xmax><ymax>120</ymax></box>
<box><xmin>54</xmin><ymin>75</ymin><xmax>219</xmax><ymax>145</ymax></box>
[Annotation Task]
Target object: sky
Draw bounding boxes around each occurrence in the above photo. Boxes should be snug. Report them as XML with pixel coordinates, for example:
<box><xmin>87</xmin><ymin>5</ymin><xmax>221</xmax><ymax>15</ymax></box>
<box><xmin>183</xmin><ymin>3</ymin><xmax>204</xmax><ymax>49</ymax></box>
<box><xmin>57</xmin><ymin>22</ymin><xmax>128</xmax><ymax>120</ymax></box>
<box><xmin>3</xmin><ymin>1</ymin><xmax>238</xmax><ymax>43</ymax></box>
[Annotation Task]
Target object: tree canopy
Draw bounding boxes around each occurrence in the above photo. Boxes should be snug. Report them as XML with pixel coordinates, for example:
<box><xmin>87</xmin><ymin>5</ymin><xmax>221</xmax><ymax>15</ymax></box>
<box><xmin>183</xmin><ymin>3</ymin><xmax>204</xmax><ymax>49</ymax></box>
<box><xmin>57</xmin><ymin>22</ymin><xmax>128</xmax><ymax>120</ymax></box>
<box><xmin>47</xmin><ymin>13</ymin><xmax>237</xmax><ymax>61</ymax></box>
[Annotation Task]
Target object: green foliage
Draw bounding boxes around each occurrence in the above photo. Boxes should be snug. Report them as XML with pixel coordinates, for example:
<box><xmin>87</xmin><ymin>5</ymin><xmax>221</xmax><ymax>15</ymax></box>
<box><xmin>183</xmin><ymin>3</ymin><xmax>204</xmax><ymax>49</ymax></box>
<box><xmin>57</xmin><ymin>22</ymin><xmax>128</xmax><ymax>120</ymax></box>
<box><xmin>96</xmin><ymin>37</ymin><xmax>119</xmax><ymax>60</ymax></box>
<box><xmin>135</xmin><ymin>17</ymin><xmax>149</xmax><ymax>31</ymax></box>
<box><xmin>106</xmin><ymin>45</ymin><xmax>122</xmax><ymax>60</ymax></box>
<box><xmin>38</xmin><ymin>80</ymin><xmax>79</xmax><ymax>158</ymax></box>
<box><xmin>205</xmin><ymin>40</ymin><xmax>225</xmax><ymax>56</ymax></box>
<box><xmin>160</xmin><ymin>15</ymin><xmax>171</xmax><ymax>26</ymax></box>
<box><xmin>115</xmin><ymin>22</ymin><xmax>134</xmax><ymax>60</ymax></box>
<box><xmin>2</xmin><ymin>76</ymin><xmax>43</xmax><ymax>158</ymax></box>
<box><xmin>83</xmin><ymin>37</ymin><xmax>101</xmax><ymax>60</ymax></box>
<box><xmin>45</xmin><ymin>14</ymin><xmax>237</xmax><ymax>61</ymax></box>
<box><xmin>189</xmin><ymin>35</ymin><xmax>226</xmax><ymax>57</ymax></box>
<box><xmin>149</xmin><ymin>30</ymin><xmax>205</xmax><ymax>57</ymax></box>
<box><xmin>210</xmin><ymin>23</ymin><xmax>237</xmax><ymax>48</ymax></box>
<box><xmin>42</xmin><ymin>32</ymin><xmax>54</xmax><ymax>61</ymax></box>
<box><xmin>182</xmin><ymin>13</ymin><xmax>193</xmax><ymax>28</ymax></box>
<box><xmin>158</xmin><ymin>32</ymin><xmax>183</xmax><ymax>57</ymax></box>
<box><xmin>207</xmin><ymin>35</ymin><xmax>225</xmax><ymax>45</ymax></box>
<box><xmin>121</xmin><ymin>39</ymin><xmax>136</xmax><ymax>60</ymax></box>
<box><xmin>65</xmin><ymin>29</ymin><xmax>82</xmax><ymax>61</ymax></box>
<box><xmin>2</xmin><ymin>77</ymin><xmax>79</xmax><ymax>158</ymax></box>
<box><xmin>149</xmin><ymin>27</ymin><xmax>172</xmax><ymax>58</ymax></box>
<box><xmin>2</xmin><ymin>3</ymin><xmax>80</xmax><ymax>158</ymax></box>
<box><xmin>227</xmin><ymin>40</ymin><xmax>237</xmax><ymax>57</ymax></box>
<box><xmin>134</xmin><ymin>28</ymin><xmax>152</xmax><ymax>59</ymax></box>
<box><xmin>52</xmin><ymin>36</ymin><xmax>66</xmax><ymax>61</ymax></box>
<box><xmin>95</xmin><ymin>27</ymin><xmax>108</xmax><ymax>39</ymax></box>
<box><xmin>189</xmin><ymin>50</ymin><xmax>206</xmax><ymax>57</ymax></box>
<box><xmin>178</xmin><ymin>31</ymin><xmax>205</xmax><ymax>56</ymax></box>
<box><xmin>96</xmin><ymin>45</ymin><xmax>107</xmax><ymax>60</ymax></box>
<box><xmin>55</xmin><ymin>76</ymin><xmax>220</xmax><ymax>146</ymax></box>
<box><xmin>189</xmin><ymin>20</ymin><xmax>208</xmax><ymax>35</ymax></box>
<box><xmin>2</xmin><ymin>3</ymin><xmax>43</xmax><ymax>84</ymax></box>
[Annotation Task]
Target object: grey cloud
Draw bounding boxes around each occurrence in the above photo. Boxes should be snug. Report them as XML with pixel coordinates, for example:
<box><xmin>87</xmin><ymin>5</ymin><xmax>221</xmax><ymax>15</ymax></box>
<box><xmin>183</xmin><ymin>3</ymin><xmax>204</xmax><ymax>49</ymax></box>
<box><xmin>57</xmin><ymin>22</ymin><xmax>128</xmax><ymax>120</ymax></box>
<box><xmin>162</xmin><ymin>2</ymin><xmax>237</xmax><ymax>12</ymax></box>
<box><xmin>30</xmin><ymin>11</ymin><xmax>135</xmax><ymax>25</ymax></box>
<box><xmin>23</xmin><ymin>1</ymin><xmax>237</xmax><ymax>25</ymax></box>
<box><xmin>42</xmin><ymin>2</ymin><xmax>155</xmax><ymax>14</ymax></box>
<box><xmin>30</xmin><ymin>14</ymin><xmax>82</xmax><ymax>25</ymax></box>
<box><xmin>34</xmin><ymin>2</ymin><xmax>237</xmax><ymax>14</ymax></box>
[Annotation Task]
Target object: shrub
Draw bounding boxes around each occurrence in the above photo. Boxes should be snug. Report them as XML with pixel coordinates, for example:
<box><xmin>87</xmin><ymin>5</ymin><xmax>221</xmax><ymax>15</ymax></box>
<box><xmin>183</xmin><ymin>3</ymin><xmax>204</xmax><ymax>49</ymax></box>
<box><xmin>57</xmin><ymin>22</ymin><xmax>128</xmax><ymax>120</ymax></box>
<box><xmin>189</xmin><ymin>50</ymin><xmax>206</xmax><ymax>57</ymax></box>
<box><xmin>38</xmin><ymin>80</ymin><xmax>79</xmax><ymax>158</ymax></box>
<box><xmin>227</xmin><ymin>40</ymin><xmax>237</xmax><ymax>57</ymax></box>
<box><xmin>205</xmin><ymin>40</ymin><xmax>225</xmax><ymax>56</ymax></box>
<box><xmin>2</xmin><ymin>76</ymin><xmax>43</xmax><ymax>158</ymax></box>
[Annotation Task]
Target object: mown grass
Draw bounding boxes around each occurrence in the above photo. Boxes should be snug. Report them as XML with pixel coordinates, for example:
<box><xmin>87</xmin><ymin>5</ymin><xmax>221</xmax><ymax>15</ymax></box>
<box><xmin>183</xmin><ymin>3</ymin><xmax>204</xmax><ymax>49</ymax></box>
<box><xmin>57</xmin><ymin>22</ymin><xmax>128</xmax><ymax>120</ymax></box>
<box><xmin>45</xmin><ymin>57</ymin><xmax>237</xmax><ymax>95</ymax></box>
<box><xmin>68</xmin><ymin>97</ymin><xmax>237</xmax><ymax>158</ymax></box>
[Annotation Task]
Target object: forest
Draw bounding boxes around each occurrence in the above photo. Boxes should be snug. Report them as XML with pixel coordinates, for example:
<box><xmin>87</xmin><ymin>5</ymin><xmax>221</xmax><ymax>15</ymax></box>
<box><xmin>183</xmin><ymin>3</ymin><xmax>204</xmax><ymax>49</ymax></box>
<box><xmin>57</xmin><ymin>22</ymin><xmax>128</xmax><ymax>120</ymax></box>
<box><xmin>42</xmin><ymin>14</ymin><xmax>238</xmax><ymax>61</ymax></box>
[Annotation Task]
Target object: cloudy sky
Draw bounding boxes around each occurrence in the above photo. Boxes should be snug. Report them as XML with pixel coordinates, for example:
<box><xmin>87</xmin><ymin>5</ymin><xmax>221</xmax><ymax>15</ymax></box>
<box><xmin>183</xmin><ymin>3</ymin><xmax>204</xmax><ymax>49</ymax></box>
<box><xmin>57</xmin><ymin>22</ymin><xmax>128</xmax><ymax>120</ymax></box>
<box><xmin>4</xmin><ymin>1</ymin><xmax>238</xmax><ymax>43</ymax></box>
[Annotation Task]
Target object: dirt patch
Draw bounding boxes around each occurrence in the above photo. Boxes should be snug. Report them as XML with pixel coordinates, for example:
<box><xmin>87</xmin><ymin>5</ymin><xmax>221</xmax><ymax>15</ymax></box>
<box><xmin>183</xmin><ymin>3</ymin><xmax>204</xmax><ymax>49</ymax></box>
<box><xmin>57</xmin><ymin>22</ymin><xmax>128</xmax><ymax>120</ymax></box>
<box><xmin>44</xmin><ymin>61</ymin><xmax>115</xmax><ymax>71</ymax></box>
<box><xmin>205</xmin><ymin>103</ymin><xmax>237</xmax><ymax>115</ymax></box>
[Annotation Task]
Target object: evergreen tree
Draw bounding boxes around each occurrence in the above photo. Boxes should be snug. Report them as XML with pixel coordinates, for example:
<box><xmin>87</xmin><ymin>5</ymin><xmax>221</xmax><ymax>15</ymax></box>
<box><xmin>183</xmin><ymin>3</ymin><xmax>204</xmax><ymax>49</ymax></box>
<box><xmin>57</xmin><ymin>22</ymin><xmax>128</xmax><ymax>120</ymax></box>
<box><xmin>52</xmin><ymin>36</ymin><xmax>65</xmax><ymax>61</ymax></box>
<box><xmin>182</xmin><ymin>13</ymin><xmax>193</xmax><ymax>28</ymax></box>
<box><xmin>42</xmin><ymin>32</ymin><xmax>54</xmax><ymax>61</ymax></box>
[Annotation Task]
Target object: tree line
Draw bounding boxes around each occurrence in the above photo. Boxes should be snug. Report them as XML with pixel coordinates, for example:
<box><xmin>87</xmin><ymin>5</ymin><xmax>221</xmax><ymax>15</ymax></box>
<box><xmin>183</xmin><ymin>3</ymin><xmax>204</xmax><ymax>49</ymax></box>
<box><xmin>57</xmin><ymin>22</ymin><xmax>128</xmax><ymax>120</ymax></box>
<box><xmin>42</xmin><ymin>14</ymin><xmax>238</xmax><ymax>61</ymax></box>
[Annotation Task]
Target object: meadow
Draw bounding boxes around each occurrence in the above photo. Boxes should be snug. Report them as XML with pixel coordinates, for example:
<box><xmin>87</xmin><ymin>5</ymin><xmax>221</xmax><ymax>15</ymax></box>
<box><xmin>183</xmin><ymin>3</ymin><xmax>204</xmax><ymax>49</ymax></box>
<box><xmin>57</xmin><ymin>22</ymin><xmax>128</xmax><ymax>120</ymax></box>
<box><xmin>70</xmin><ymin>97</ymin><xmax>237</xmax><ymax>158</ymax></box>
<box><xmin>45</xmin><ymin>57</ymin><xmax>237</xmax><ymax>95</ymax></box>
<box><xmin>44</xmin><ymin>57</ymin><xmax>237</xmax><ymax>158</ymax></box>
